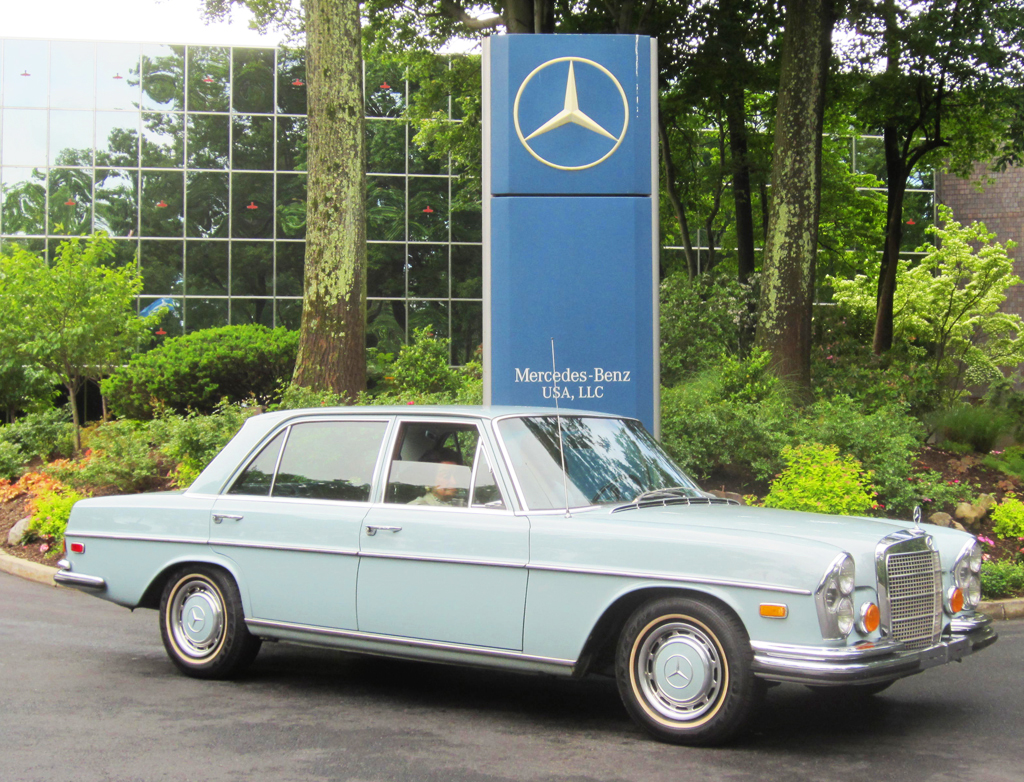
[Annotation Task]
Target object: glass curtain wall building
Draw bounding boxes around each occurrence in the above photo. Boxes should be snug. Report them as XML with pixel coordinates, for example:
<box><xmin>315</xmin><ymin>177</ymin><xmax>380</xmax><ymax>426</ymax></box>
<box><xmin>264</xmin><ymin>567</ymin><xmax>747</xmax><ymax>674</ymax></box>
<box><xmin>0</xmin><ymin>39</ymin><xmax>483</xmax><ymax>364</ymax></box>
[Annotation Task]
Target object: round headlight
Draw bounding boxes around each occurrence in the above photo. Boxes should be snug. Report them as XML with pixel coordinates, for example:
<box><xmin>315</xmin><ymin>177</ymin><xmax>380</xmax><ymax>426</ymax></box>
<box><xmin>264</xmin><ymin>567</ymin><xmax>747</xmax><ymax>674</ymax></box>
<box><xmin>836</xmin><ymin>597</ymin><xmax>855</xmax><ymax>636</ymax></box>
<box><xmin>955</xmin><ymin>559</ymin><xmax>972</xmax><ymax>589</ymax></box>
<box><xmin>969</xmin><ymin>542</ymin><xmax>983</xmax><ymax>574</ymax></box>
<box><xmin>966</xmin><ymin>575</ymin><xmax>982</xmax><ymax>608</ymax></box>
<box><xmin>838</xmin><ymin>556</ymin><xmax>856</xmax><ymax>595</ymax></box>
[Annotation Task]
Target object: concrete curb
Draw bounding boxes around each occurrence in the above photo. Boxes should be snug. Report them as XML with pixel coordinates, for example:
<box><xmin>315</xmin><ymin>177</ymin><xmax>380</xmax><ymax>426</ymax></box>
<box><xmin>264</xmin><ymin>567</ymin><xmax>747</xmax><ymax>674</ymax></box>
<box><xmin>0</xmin><ymin>550</ymin><xmax>57</xmax><ymax>587</ymax></box>
<box><xmin>2</xmin><ymin>548</ymin><xmax>1024</xmax><ymax>619</ymax></box>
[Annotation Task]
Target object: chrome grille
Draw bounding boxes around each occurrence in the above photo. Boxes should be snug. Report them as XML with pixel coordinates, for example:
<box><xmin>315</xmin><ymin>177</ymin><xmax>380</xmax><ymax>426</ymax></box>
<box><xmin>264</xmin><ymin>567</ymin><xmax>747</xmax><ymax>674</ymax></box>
<box><xmin>885</xmin><ymin>548</ymin><xmax>942</xmax><ymax>650</ymax></box>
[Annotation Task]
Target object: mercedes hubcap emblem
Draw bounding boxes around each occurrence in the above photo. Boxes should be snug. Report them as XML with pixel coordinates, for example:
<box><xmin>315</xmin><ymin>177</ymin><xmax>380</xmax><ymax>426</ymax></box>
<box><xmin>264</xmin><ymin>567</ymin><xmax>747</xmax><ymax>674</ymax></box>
<box><xmin>664</xmin><ymin>654</ymin><xmax>693</xmax><ymax>688</ymax></box>
<box><xmin>187</xmin><ymin>606</ymin><xmax>205</xmax><ymax>631</ymax></box>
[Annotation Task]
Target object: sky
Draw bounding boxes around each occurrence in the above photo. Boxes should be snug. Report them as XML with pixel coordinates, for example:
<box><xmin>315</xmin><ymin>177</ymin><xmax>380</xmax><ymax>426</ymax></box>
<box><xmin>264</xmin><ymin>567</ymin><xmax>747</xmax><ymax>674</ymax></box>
<box><xmin>3</xmin><ymin>0</ymin><xmax>285</xmax><ymax>46</ymax></box>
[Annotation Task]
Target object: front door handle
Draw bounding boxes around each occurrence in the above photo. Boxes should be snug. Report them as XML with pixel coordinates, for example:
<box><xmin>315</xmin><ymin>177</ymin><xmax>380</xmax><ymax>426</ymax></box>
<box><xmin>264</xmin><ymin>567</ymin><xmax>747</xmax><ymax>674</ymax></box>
<box><xmin>365</xmin><ymin>525</ymin><xmax>402</xmax><ymax>536</ymax></box>
<box><xmin>213</xmin><ymin>514</ymin><xmax>244</xmax><ymax>524</ymax></box>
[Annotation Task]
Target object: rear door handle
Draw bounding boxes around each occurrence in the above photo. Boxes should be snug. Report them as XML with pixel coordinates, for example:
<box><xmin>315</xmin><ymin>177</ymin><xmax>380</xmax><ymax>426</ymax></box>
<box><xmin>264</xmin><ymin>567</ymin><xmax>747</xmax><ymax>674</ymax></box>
<box><xmin>213</xmin><ymin>514</ymin><xmax>243</xmax><ymax>524</ymax></box>
<box><xmin>365</xmin><ymin>525</ymin><xmax>402</xmax><ymax>536</ymax></box>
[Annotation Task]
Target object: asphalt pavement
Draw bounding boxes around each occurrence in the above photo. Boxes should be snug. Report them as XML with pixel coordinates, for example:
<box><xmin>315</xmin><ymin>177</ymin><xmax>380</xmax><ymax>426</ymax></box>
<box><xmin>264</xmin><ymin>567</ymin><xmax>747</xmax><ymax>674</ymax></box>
<box><xmin>2</xmin><ymin>571</ymin><xmax>1022</xmax><ymax>782</ymax></box>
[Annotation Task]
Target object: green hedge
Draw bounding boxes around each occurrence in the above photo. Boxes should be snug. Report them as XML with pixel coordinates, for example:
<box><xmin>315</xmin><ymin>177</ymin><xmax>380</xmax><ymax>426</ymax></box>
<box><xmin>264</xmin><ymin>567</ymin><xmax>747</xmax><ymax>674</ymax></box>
<box><xmin>102</xmin><ymin>325</ymin><xmax>298</xmax><ymax>419</ymax></box>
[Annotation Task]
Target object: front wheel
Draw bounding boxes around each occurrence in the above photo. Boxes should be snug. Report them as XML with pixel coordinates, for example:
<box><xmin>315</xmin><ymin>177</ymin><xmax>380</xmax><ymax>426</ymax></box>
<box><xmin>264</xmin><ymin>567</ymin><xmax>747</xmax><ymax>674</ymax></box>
<box><xmin>159</xmin><ymin>565</ymin><xmax>261</xmax><ymax>679</ymax></box>
<box><xmin>615</xmin><ymin>596</ymin><xmax>761</xmax><ymax>745</ymax></box>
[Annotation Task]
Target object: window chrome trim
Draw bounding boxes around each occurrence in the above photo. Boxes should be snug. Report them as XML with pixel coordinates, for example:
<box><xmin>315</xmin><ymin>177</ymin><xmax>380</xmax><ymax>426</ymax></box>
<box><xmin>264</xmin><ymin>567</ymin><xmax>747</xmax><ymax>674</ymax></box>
<box><xmin>245</xmin><ymin>617</ymin><xmax>575</xmax><ymax>668</ymax></box>
<box><xmin>526</xmin><ymin>562</ymin><xmax>811</xmax><ymax>595</ymax></box>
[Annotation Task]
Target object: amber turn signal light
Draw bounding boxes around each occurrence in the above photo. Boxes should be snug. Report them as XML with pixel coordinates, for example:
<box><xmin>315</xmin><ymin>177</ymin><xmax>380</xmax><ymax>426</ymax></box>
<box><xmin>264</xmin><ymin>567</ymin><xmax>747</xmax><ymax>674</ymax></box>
<box><xmin>759</xmin><ymin>603</ymin><xmax>788</xmax><ymax>619</ymax></box>
<box><xmin>857</xmin><ymin>602</ymin><xmax>880</xmax><ymax>634</ymax></box>
<box><xmin>948</xmin><ymin>587</ymin><xmax>964</xmax><ymax>614</ymax></box>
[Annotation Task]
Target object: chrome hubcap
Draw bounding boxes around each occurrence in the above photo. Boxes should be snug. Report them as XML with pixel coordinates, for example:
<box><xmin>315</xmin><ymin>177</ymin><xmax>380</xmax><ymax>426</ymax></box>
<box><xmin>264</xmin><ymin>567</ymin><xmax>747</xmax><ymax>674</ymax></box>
<box><xmin>170</xmin><ymin>578</ymin><xmax>225</xmax><ymax>659</ymax></box>
<box><xmin>637</xmin><ymin>621</ymin><xmax>722</xmax><ymax>722</ymax></box>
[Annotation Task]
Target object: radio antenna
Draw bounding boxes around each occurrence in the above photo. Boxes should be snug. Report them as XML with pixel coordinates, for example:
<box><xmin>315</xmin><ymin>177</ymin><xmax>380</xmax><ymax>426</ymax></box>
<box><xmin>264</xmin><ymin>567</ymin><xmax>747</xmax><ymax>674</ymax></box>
<box><xmin>551</xmin><ymin>338</ymin><xmax>572</xmax><ymax>518</ymax></box>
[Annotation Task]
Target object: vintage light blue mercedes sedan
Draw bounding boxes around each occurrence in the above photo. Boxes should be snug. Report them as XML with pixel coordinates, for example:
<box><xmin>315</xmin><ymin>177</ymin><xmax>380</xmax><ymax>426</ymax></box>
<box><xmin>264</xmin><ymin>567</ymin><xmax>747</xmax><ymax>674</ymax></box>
<box><xmin>56</xmin><ymin>406</ymin><xmax>997</xmax><ymax>745</ymax></box>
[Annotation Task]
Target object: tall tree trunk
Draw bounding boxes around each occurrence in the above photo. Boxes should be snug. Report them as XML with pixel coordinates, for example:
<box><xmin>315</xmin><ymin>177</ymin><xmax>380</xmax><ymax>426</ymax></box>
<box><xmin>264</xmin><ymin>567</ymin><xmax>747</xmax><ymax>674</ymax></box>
<box><xmin>659</xmin><ymin>116</ymin><xmax>698</xmax><ymax>279</ymax></box>
<box><xmin>872</xmin><ymin>124</ymin><xmax>906</xmax><ymax>354</ymax></box>
<box><xmin>293</xmin><ymin>0</ymin><xmax>367</xmax><ymax>399</ymax></box>
<box><xmin>754</xmin><ymin>0</ymin><xmax>834</xmax><ymax>395</ymax></box>
<box><xmin>725</xmin><ymin>87</ymin><xmax>756</xmax><ymax>283</ymax></box>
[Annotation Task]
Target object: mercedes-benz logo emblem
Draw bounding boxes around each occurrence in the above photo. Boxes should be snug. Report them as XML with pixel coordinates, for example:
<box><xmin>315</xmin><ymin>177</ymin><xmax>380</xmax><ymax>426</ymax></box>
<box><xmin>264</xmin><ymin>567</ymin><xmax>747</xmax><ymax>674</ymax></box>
<box><xmin>187</xmin><ymin>606</ymin><xmax>205</xmax><ymax>631</ymax></box>
<box><xmin>513</xmin><ymin>56</ymin><xmax>629</xmax><ymax>171</ymax></box>
<box><xmin>665</xmin><ymin>655</ymin><xmax>692</xmax><ymax>688</ymax></box>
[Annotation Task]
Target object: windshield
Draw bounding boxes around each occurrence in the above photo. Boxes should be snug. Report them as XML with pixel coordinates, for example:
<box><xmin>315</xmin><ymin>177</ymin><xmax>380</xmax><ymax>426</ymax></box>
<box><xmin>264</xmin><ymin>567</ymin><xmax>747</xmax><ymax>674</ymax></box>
<box><xmin>496</xmin><ymin>415</ymin><xmax>702</xmax><ymax>510</ymax></box>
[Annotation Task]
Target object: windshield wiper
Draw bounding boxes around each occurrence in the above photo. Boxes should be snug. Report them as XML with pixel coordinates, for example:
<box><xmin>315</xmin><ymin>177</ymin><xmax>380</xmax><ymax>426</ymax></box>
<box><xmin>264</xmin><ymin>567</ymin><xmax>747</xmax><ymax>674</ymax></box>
<box><xmin>612</xmin><ymin>486</ymin><xmax>739</xmax><ymax>513</ymax></box>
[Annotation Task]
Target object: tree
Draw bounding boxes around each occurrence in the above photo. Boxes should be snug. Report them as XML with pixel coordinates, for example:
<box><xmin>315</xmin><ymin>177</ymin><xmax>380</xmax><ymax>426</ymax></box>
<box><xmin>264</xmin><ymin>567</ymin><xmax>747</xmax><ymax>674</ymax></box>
<box><xmin>754</xmin><ymin>0</ymin><xmax>837</xmax><ymax>394</ymax></box>
<box><xmin>206</xmin><ymin>0</ymin><xmax>367</xmax><ymax>398</ymax></box>
<box><xmin>840</xmin><ymin>0</ymin><xmax>1024</xmax><ymax>354</ymax></box>
<box><xmin>0</xmin><ymin>235</ymin><xmax>154</xmax><ymax>449</ymax></box>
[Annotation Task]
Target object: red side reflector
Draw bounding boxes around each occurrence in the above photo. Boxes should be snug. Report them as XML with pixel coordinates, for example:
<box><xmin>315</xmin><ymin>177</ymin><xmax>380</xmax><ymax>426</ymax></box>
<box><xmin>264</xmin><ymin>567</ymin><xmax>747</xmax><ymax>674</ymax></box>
<box><xmin>70</xmin><ymin>542</ymin><xmax>85</xmax><ymax>554</ymax></box>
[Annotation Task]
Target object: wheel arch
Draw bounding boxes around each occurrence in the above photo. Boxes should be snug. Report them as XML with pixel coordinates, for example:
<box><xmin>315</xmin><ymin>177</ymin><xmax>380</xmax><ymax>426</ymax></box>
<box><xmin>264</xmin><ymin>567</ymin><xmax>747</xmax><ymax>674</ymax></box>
<box><xmin>575</xmin><ymin>585</ymin><xmax>748</xmax><ymax>678</ymax></box>
<box><xmin>137</xmin><ymin>554</ymin><xmax>246</xmax><ymax>612</ymax></box>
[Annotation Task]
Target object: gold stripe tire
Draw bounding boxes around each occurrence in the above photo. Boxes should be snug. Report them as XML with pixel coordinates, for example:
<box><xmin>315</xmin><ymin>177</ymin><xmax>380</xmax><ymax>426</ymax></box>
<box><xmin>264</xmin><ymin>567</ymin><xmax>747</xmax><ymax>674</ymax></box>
<box><xmin>159</xmin><ymin>565</ymin><xmax>261</xmax><ymax>680</ymax></box>
<box><xmin>615</xmin><ymin>596</ymin><xmax>763</xmax><ymax>745</ymax></box>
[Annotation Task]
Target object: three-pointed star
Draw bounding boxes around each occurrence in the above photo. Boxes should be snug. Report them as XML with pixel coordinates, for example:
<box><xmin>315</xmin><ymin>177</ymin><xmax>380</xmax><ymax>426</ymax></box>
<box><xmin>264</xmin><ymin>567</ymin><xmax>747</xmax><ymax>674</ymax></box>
<box><xmin>525</xmin><ymin>62</ymin><xmax>617</xmax><ymax>142</ymax></box>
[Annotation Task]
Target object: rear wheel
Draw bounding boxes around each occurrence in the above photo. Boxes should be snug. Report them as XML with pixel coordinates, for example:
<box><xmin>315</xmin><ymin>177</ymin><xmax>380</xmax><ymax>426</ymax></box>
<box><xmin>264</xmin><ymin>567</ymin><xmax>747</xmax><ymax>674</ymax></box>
<box><xmin>159</xmin><ymin>565</ymin><xmax>261</xmax><ymax>679</ymax></box>
<box><xmin>615</xmin><ymin>596</ymin><xmax>762</xmax><ymax>746</ymax></box>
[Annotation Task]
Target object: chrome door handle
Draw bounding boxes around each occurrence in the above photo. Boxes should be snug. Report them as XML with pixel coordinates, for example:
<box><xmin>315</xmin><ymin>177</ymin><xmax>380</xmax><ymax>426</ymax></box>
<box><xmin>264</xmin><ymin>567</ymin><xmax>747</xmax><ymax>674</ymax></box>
<box><xmin>212</xmin><ymin>514</ymin><xmax>243</xmax><ymax>524</ymax></box>
<box><xmin>365</xmin><ymin>525</ymin><xmax>402</xmax><ymax>536</ymax></box>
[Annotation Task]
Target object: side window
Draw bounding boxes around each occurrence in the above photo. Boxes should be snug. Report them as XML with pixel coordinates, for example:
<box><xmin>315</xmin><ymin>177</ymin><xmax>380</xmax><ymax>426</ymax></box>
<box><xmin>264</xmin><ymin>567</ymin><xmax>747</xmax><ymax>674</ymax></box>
<box><xmin>470</xmin><ymin>446</ymin><xmax>506</xmax><ymax>509</ymax></box>
<box><xmin>227</xmin><ymin>430</ymin><xmax>286</xmax><ymax>496</ymax></box>
<box><xmin>272</xmin><ymin>420</ymin><xmax>388</xmax><ymax>501</ymax></box>
<box><xmin>385</xmin><ymin>422</ymin><xmax>477</xmax><ymax>507</ymax></box>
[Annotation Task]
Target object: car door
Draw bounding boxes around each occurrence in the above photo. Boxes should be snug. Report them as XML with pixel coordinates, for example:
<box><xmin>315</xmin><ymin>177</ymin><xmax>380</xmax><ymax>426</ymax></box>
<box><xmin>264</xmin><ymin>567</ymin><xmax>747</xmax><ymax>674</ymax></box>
<box><xmin>210</xmin><ymin>416</ymin><xmax>390</xmax><ymax>631</ymax></box>
<box><xmin>356</xmin><ymin>418</ymin><xmax>529</xmax><ymax>650</ymax></box>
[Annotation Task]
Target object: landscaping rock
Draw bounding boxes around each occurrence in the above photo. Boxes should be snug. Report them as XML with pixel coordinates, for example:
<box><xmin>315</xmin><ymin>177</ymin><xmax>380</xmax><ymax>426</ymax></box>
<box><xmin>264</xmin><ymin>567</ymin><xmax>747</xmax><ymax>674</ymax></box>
<box><xmin>7</xmin><ymin>516</ymin><xmax>31</xmax><ymax>546</ymax></box>
<box><xmin>955</xmin><ymin>499</ymin><xmax>991</xmax><ymax>531</ymax></box>
<box><xmin>928</xmin><ymin>512</ymin><xmax>953</xmax><ymax>527</ymax></box>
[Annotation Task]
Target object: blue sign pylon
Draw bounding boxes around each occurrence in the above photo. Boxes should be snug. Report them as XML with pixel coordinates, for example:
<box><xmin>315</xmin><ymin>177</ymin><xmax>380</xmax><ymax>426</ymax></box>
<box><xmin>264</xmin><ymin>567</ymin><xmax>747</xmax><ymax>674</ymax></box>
<box><xmin>483</xmin><ymin>35</ymin><xmax>660</xmax><ymax>434</ymax></box>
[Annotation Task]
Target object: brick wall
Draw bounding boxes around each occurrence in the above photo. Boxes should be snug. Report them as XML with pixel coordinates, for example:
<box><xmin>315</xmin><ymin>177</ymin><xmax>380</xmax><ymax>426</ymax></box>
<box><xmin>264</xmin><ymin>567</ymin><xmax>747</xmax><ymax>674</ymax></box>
<box><xmin>936</xmin><ymin>164</ymin><xmax>1024</xmax><ymax>319</ymax></box>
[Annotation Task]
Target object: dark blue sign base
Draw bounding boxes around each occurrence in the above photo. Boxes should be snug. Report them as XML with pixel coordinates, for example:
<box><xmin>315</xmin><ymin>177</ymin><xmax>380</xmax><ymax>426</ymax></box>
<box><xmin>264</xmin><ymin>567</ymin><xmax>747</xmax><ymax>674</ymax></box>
<box><xmin>490</xmin><ymin>196</ymin><xmax>654</xmax><ymax>430</ymax></box>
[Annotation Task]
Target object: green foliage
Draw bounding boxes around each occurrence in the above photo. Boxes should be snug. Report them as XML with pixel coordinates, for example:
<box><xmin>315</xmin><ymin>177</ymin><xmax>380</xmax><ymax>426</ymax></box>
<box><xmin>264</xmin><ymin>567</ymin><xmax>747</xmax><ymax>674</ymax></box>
<box><xmin>0</xmin><ymin>233</ymin><xmax>154</xmax><ymax>444</ymax></box>
<box><xmin>984</xmin><ymin>374</ymin><xmax>1024</xmax><ymax>443</ymax></box>
<box><xmin>660</xmin><ymin>268</ymin><xmax>759</xmax><ymax>384</ymax></box>
<box><xmin>0</xmin><ymin>408</ymin><xmax>75</xmax><ymax>461</ymax></box>
<box><xmin>760</xmin><ymin>443</ymin><xmax>876</xmax><ymax>516</ymax></box>
<box><xmin>375</xmin><ymin>326</ymin><xmax>465</xmax><ymax>397</ymax></box>
<box><xmin>932</xmin><ymin>403</ymin><xmax>1012</xmax><ymax>454</ymax></box>
<box><xmin>150</xmin><ymin>403</ymin><xmax>257</xmax><ymax>489</ymax></box>
<box><xmin>909</xmin><ymin>468</ymin><xmax>980</xmax><ymax>514</ymax></box>
<box><xmin>991</xmin><ymin>494</ymin><xmax>1024</xmax><ymax>540</ymax></box>
<box><xmin>28</xmin><ymin>486</ymin><xmax>85</xmax><ymax>550</ymax></box>
<box><xmin>0</xmin><ymin>355</ymin><xmax>56</xmax><ymax>422</ymax></box>
<box><xmin>980</xmin><ymin>560</ymin><xmax>1024</xmax><ymax>600</ymax></box>
<box><xmin>829</xmin><ymin>207</ymin><xmax>1023</xmax><ymax>404</ymax></box>
<box><xmin>103</xmin><ymin>325</ymin><xmax>299</xmax><ymax>419</ymax></box>
<box><xmin>270</xmin><ymin>383</ymin><xmax>346</xmax><ymax>411</ymax></box>
<box><xmin>50</xmin><ymin>420</ymin><xmax>161</xmax><ymax>493</ymax></box>
<box><xmin>792</xmin><ymin>395</ymin><xmax>924</xmax><ymax>514</ymax></box>
<box><xmin>0</xmin><ymin>441</ymin><xmax>27</xmax><ymax>480</ymax></box>
<box><xmin>660</xmin><ymin>358</ymin><xmax>797</xmax><ymax>482</ymax></box>
<box><xmin>983</xmin><ymin>446</ymin><xmax>1024</xmax><ymax>481</ymax></box>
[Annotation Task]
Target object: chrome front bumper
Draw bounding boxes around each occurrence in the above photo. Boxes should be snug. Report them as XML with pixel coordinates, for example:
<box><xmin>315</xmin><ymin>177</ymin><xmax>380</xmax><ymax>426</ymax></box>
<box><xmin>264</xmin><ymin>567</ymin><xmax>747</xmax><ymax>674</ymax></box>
<box><xmin>750</xmin><ymin>613</ymin><xmax>998</xmax><ymax>686</ymax></box>
<box><xmin>53</xmin><ymin>559</ymin><xmax>106</xmax><ymax>591</ymax></box>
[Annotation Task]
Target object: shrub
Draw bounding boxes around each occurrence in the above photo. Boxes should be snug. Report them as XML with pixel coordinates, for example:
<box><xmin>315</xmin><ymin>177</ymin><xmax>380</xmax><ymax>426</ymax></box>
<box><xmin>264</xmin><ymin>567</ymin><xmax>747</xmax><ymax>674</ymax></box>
<box><xmin>0</xmin><ymin>407</ymin><xmax>75</xmax><ymax>461</ymax></box>
<box><xmin>792</xmin><ymin>396</ymin><xmax>924</xmax><ymax>514</ymax></box>
<box><xmin>759</xmin><ymin>443</ymin><xmax>876</xmax><ymax>516</ymax></box>
<box><xmin>933</xmin><ymin>403</ymin><xmax>1012</xmax><ymax>454</ymax></box>
<box><xmin>151</xmin><ymin>403</ymin><xmax>257</xmax><ymax>488</ymax></box>
<box><xmin>660</xmin><ymin>357</ymin><xmax>796</xmax><ymax>482</ymax></box>
<box><xmin>0</xmin><ymin>440</ymin><xmax>27</xmax><ymax>480</ymax></box>
<box><xmin>270</xmin><ymin>383</ymin><xmax>346</xmax><ymax>411</ymax></box>
<box><xmin>660</xmin><ymin>268</ymin><xmax>759</xmax><ymax>384</ymax></box>
<box><xmin>27</xmin><ymin>485</ymin><xmax>85</xmax><ymax>551</ymax></box>
<box><xmin>102</xmin><ymin>324</ymin><xmax>299</xmax><ymax>419</ymax></box>
<box><xmin>980</xmin><ymin>559</ymin><xmax>1024</xmax><ymax>599</ymax></box>
<box><xmin>51</xmin><ymin>420</ymin><xmax>161</xmax><ymax>493</ymax></box>
<box><xmin>360</xmin><ymin>327</ymin><xmax>483</xmax><ymax>405</ymax></box>
<box><xmin>991</xmin><ymin>494</ymin><xmax>1024</xmax><ymax>539</ymax></box>
<box><xmin>983</xmin><ymin>445</ymin><xmax>1024</xmax><ymax>481</ymax></box>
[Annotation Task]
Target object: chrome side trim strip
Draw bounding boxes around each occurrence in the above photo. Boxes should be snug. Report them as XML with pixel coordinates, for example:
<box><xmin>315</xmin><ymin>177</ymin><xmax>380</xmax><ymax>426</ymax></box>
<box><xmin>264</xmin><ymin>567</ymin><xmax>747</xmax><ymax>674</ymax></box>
<box><xmin>527</xmin><ymin>562</ymin><xmax>812</xmax><ymax>595</ymax></box>
<box><xmin>208</xmin><ymin>540</ymin><xmax>359</xmax><ymax>556</ymax></box>
<box><xmin>245</xmin><ymin>618</ymin><xmax>575</xmax><ymax>668</ymax></box>
<box><xmin>358</xmin><ymin>551</ymin><xmax>525</xmax><ymax>569</ymax></box>
<box><xmin>64</xmin><ymin>532</ymin><xmax>208</xmax><ymax>545</ymax></box>
<box><xmin>53</xmin><ymin>571</ymin><xmax>107</xmax><ymax>590</ymax></box>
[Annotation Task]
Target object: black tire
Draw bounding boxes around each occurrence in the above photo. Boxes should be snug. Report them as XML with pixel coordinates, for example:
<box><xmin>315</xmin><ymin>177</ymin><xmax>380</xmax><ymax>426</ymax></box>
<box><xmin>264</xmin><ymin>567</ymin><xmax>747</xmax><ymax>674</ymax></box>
<box><xmin>159</xmin><ymin>565</ymin><xmax>261</xmax><ymax>679</ymax></box>
<box><xmin>615</xmin><ymin>596</ymin><xmax>762</xmax><ymax>746</ymax></box>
